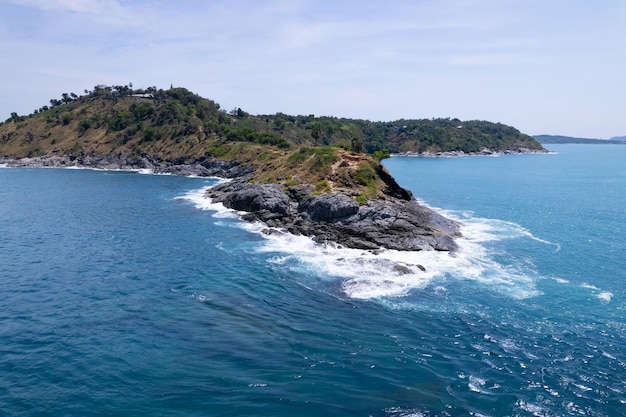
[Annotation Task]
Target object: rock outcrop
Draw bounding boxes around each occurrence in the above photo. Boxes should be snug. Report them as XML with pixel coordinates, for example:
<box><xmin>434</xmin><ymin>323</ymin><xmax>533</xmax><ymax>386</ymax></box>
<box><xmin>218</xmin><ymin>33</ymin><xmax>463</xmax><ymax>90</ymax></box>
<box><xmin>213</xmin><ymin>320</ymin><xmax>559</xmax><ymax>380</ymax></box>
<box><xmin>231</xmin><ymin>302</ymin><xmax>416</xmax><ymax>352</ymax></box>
<box><xmin>0</xmin><ymin>154</ymin><xmax>252</xmax><ymax>178</ymax></box>
<box><xmin>206</xmin><ymin>179</ymin><xmax>460</xmax><ymax>252</ymax></box>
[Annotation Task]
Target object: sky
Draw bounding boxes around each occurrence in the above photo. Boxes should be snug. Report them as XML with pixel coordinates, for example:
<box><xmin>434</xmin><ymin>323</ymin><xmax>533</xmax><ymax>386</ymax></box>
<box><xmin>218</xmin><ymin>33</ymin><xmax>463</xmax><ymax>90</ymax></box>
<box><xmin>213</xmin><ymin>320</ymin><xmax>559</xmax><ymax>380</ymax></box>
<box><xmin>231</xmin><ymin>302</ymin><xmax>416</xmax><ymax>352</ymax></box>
<box><xmin>1</xmin><ymin>0</ymin><xmax>625</xmax><ymax>138</ymax></box>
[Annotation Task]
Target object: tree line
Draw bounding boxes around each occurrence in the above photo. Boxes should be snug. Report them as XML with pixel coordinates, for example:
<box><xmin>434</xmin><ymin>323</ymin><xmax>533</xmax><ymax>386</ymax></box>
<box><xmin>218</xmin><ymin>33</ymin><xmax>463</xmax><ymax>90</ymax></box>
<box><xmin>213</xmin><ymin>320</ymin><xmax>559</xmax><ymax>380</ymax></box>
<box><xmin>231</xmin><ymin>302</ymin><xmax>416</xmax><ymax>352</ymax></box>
<box><xmin>2</xmin><ymin>85</ymin><xmax>542</xmax><ymax>155</ymax></box>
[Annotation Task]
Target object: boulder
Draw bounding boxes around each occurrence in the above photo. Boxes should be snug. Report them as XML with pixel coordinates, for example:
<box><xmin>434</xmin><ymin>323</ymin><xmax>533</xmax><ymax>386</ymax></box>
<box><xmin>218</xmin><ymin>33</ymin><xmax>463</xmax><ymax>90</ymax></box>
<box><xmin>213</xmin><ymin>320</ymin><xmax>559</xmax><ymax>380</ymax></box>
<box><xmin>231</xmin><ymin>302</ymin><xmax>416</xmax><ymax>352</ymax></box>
<box><xmin>208</xmin><ymin>180</ymin><xmax>292</xmax><ymax>216</ymax></box>
<box><xmin>299</xmin><ymin>193</ymin><xmax>359</xmax><ymax>222</ymax></box>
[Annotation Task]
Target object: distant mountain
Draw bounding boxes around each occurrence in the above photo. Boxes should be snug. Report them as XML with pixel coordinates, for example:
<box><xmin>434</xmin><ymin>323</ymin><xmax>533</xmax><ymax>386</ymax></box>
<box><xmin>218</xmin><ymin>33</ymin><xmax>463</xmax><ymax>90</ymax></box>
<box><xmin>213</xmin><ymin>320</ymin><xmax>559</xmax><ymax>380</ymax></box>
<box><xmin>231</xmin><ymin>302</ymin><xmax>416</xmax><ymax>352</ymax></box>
<box><xmin>534</xmin><ymin>135</ymin><xmax>617</xmax><ymax>144</ymax></box>
<box><xmin>609</xmin><ymin>136</ymin><xmax>626</xmax><ymax>142</ymax></box>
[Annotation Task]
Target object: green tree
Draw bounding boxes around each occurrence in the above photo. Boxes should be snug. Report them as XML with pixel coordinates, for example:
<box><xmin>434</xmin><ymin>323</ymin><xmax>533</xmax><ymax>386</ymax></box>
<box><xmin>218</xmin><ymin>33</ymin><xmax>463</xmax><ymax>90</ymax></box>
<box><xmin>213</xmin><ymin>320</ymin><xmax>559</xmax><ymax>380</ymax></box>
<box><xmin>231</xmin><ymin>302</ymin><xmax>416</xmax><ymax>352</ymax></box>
<box><xmin>351</xmin><ymin>137</ymin><xmax>363</xmax><ymax>153</ymax></box>
<box><xmin>311</xmin><ymin>124</ymin><xmax>322</xmax><ymax>145</ymax></box>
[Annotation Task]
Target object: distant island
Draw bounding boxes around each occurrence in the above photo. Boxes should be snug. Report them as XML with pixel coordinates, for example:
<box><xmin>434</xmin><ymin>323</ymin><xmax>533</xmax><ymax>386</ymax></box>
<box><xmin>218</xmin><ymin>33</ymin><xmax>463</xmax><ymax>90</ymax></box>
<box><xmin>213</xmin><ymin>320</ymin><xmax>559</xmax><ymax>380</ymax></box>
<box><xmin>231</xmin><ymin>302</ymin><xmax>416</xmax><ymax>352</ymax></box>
<box><xmin>0</xmin><ymin>84</ymin><xmax>546</xmax><ymax>254</ymax></box>
<box><xmin>534</xmin><ymin>134</ymin><xmax>626</xmax><ymax>144</ymax></box>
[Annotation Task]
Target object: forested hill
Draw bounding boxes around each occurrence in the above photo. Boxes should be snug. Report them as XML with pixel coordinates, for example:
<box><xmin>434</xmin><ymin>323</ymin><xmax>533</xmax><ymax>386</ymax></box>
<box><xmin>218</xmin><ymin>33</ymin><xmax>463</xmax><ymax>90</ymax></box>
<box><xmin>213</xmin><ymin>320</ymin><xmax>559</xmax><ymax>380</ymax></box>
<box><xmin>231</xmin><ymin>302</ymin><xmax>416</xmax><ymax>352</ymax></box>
<box><xmin>0</xmin><ymin>85</ymin><xmax>543</xmax><ymax>162</ymax></box>
<box><xmin>534</xmin><ymin>134</ymin><xmax>626</xmax><ymax>144</ymax></box>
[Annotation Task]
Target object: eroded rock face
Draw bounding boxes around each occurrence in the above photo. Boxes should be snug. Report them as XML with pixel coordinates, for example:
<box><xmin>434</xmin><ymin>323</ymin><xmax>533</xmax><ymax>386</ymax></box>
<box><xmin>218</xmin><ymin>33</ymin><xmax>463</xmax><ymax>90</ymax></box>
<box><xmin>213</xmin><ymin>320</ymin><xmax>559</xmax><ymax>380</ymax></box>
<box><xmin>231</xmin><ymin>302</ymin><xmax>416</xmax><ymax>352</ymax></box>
<box><xmin>299</xmin><ymin>193</ymin><xmax>359</xmax><ymax>222</ymax></box>
<box><xmin>207</xmin><ymin>179</ymin><xmax>460</xmax><ymax>252</ymax></box>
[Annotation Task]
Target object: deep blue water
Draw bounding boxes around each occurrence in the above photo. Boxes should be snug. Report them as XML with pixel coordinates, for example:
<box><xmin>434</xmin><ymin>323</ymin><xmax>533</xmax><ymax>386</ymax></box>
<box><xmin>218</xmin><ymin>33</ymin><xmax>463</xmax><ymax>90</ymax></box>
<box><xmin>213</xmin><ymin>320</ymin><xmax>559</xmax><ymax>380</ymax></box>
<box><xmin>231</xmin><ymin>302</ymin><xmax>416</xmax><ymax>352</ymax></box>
<box><xmin>0</xmin><ymin>144</ymin><xmax>624</xmax><ymax>416</ymax></box>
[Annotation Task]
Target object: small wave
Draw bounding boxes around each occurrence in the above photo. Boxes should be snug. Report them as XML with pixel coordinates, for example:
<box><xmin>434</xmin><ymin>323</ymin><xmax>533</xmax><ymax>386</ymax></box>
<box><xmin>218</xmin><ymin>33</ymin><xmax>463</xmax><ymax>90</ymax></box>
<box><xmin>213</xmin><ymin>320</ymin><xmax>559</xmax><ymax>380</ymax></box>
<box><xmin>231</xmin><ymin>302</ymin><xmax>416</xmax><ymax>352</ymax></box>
<box><xmin>454</xmin><ymin>213</ymin><xmax>560</xmax><ymax>252</ymax></box>
<box><xmin>581</xmin><ymin>283</ymin><xmax>600</xmax><ymax>291</ymax></box>
<box><xmin>134</xmin><ymin>168</ymin><xmax>155</xmax><ymax>175</ymax></box>
<box><xmin>602</xmin><ymin>351</ymin><xmax>616</xmax><ymax>360</ymax></box>
<box><xmin>174</xmin><ymin>182</ymin><xmax>235</xmax><ymax>218</ymax></box>
<box><xmin>580</xmin><ymin>283</ymin><xmax>613</xmax><ymax>303</ymax></box>
<box><xmin>597</xmin><ymin>292</ymin><xmax>613</xmax><ymax>303</ymax></box>
<box><xmin>468</xmin><ymin>375</ymin><xmax>486</xmax><ymax>392</ymax></box>
<box><xmin>516</xmin><ymin>400</ymin><xmax>545</xmax><ymax>416</ymax></box>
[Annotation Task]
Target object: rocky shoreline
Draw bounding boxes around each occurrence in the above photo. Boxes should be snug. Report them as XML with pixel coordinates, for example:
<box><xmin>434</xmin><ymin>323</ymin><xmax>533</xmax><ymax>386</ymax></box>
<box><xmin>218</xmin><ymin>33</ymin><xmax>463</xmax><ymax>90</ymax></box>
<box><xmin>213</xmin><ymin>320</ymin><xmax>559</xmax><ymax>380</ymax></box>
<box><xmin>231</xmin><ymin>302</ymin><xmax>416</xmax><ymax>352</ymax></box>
<box><xmin>206</xmin><ymin>178</ymin><xmax>460</xmax><ymax>252</ymax></box>
<box><xmin>0</xmin><ymin>154</ymin><xmax>251</xmax><ymax>178</ymax></box>
<box><xmin>2</xmin><ymin>153</ymin><xmax>461</xmax><ymax>253</ymax></box>
<box><xmin>393</xmin><ymin>147</ymin><xmax>548</xmax><ymax>158</ymax></box>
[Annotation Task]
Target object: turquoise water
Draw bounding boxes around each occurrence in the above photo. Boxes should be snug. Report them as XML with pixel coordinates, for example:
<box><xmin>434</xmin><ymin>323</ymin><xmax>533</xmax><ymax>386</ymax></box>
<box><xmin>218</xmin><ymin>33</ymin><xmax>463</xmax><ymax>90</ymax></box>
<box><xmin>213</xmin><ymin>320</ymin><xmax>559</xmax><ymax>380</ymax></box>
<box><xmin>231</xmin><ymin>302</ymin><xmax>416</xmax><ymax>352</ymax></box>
<box><xmin>0</xmin><ymin>144</ymin><xmax>624</xmax><ymax>416</ymax></box>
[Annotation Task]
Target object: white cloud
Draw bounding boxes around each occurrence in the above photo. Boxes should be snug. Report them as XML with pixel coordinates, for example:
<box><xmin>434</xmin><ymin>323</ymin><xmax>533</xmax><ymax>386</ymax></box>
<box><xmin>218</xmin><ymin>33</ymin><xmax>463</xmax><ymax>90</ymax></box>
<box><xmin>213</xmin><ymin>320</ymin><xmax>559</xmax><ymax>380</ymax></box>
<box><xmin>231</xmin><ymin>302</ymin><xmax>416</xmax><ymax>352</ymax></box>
<box><xmin>8</xmin><ymin>0</ymin><xmax>122</xmax><ymax>14</ymax></box>
<box><xmin>6</xmin><ymin>0</ymin><xmax>135</xmax><ymax>25</ymax></box>
<box><xmin>1</xmin><ymin>0</ymin><xmax>625</xmax><ymax>137</ymax></box>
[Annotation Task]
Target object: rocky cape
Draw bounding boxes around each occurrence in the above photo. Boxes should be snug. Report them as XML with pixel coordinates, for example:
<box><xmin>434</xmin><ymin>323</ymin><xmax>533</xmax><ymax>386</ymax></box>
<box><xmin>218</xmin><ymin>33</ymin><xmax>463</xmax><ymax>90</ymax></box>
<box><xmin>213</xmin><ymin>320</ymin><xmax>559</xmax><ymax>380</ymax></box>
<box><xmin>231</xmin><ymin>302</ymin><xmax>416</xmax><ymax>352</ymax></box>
<box><xmin>206</xmin><ymin>177</ymin><xmax>460</xmax><ymax>252</ymax></box>
<box><xmin>1</xmin><ymin>153</ymin><xmax>461</xmax><ymax>253</ymax></box>
<box><xmin>0</xmin><ymin>154</ymin><xmax>251</xmax><ymax>178</ymax></box>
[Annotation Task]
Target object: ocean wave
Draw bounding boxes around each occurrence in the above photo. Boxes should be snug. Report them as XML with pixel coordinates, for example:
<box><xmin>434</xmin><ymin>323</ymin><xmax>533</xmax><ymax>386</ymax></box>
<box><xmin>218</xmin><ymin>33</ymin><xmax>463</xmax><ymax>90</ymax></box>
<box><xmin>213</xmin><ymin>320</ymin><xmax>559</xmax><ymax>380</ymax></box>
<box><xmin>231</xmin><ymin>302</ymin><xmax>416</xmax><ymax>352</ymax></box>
<box><xmin>177</xmin><ymin>185</ymin><xmax>544</xmax><ymax>301</ymax></box>
<box><xmin>580</xmin><ymin>283</ymin><xmax>613</xmax><ymax>303</ymax></box>
<box><xmin>174</xmin><ymin>182</ymin><xmax>234</xmax><ymax>217</ymax></box>
<box><xmin>451</xmin><ymin>211</ymin><xmax>561</xmax><ymax>251</ymax></box>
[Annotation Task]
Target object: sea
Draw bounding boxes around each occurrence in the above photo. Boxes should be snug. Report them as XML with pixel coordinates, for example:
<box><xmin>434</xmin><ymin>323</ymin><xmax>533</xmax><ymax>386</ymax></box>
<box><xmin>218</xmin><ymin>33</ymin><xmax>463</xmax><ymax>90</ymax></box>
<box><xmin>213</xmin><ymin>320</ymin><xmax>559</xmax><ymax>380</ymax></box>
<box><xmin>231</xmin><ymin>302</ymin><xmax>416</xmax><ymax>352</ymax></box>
<box><xmin>0</xmin><ymin>144</ymin><xmax>624</xmax><ymax>416</ymax></box>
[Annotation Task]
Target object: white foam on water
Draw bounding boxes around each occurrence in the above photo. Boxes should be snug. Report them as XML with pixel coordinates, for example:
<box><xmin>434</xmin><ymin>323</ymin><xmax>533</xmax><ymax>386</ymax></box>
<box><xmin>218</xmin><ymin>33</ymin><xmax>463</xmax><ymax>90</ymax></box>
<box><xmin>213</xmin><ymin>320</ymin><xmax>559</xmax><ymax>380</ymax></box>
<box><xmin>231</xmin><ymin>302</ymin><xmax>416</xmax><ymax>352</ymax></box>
<box><xmin>174</xmin><ymin>182</ymin><xmax>238</xmax><ymax>219</ymax></box>
<box><xmin>135</xmin><ymin>168</ymin><xmax>155</xmax><ymax>175</ymax></box>
<box><xmin>177</xmin><ymin>185</ymin><xmax>546</xmax><ymax>300</ymax></box>
<box><xmin>468</xmin><ymin>375</ymin><xmax>487</xmax><ymax>393</ymax></box>
<box><xmin>0</xmin><ymin>163</ymin><xmax>8</xmax><ymax>168</ymax></box>
<box><xmin>516</xmin><ymin>400</ymin><xmax>545</xmax><ymax>416</ymax></box>
<box><xmin>453</xmin><ymin>211</ymin><xmax>559</xmax><ymax>250</ymax></box>
<box><xmin>580</xmin><ymin>283</ymin><xmax>613</xmax><ymax>304</ymax></box>
<box><xmin>256</xmin><ymin>229</ymin><xmax>470</xmax><ymax>299</ymax></box>
<box><xmin>255</xmin><ymin>214</ymin><xmax>544</xmax><ymax>300</ymax></box>
<box><xmin>581</xmin><ymin>283</ymin><xmax>600</xmax><ymax>291</ymax></box>
<box><xmin>385</xmin><ymin>407</ymin><xmax>427</xmax><ymax>417</ymax></box>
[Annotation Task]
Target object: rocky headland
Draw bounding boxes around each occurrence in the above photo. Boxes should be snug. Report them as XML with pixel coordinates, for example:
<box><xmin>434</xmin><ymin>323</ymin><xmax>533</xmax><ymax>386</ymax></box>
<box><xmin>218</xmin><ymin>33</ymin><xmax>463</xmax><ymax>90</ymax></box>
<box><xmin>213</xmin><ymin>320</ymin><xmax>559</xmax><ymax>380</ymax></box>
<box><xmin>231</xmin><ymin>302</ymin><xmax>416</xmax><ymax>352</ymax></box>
<box><xmin>1</xmin><ymin>152</ymin><xmax>461</xmax><ymax>253</ymax></box>
<box><xmin>206</xmin><ymin>175</ymin><xmax>461</xmax><ymax>253</ymax></box>
<box><xmin>1</xmin><ymin>85</ymin><xmax>550</xmax><ymax>255</ymax></box>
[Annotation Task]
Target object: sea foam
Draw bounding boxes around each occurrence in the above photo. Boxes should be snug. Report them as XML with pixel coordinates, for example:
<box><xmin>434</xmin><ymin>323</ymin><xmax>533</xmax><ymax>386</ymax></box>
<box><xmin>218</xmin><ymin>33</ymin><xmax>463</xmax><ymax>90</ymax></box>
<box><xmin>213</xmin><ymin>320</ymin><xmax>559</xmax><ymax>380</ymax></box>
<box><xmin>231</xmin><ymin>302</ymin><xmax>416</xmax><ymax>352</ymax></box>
<box><xmin>178</xmin><ymin>185</ymin><xmax>545</xmax><ymax>300</ymax></box>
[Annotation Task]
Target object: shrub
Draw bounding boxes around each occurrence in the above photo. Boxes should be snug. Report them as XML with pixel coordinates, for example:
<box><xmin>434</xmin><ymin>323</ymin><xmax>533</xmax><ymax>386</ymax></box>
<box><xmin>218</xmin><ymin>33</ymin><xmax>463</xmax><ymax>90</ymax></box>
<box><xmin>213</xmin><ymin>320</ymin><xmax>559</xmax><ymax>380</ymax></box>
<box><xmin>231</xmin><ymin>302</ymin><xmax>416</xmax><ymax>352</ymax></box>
<box><xmin>108</xmin><ymin>111</ymin><xmax>132</xmax><ymax>131</ymax></box>
<box><xmin>355</xmin><ymin>195</ymin><xmax>367</xmax><ymax>205</ymax></box>
<box><xmin>315</xmin><ymin>179</ymin><xmax>331</xmax><ymax>193</ymax></box>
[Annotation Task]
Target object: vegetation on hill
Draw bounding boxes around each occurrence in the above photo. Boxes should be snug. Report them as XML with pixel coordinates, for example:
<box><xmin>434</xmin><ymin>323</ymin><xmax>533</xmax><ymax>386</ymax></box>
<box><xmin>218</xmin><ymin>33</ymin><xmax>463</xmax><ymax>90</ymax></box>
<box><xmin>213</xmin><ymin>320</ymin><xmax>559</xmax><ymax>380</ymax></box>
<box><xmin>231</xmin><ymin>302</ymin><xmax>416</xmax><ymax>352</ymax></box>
<box><xmin>534</xmin><ymin>134</ymin><xmax>626</xmax><ymax>144</ymax></box>
<box><xmin>534</xmin><ymin>135</ymin><xmax>606</xmax><ymax>144</ymax></box>
<box><xmin>0</xmin><ymin>84</ymin><xmax>544</xmax><ymax>201</ymax></box>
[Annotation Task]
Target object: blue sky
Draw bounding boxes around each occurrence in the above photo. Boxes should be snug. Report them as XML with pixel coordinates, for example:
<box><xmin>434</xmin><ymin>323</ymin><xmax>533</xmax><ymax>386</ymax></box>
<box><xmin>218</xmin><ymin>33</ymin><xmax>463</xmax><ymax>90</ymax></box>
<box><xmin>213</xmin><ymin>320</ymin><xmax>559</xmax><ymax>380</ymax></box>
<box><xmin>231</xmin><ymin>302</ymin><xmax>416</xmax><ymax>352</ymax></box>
<box><xmin>1</xmin><ymin>0</ymin><xmax>625</xmax><ymax>138</ymax></box>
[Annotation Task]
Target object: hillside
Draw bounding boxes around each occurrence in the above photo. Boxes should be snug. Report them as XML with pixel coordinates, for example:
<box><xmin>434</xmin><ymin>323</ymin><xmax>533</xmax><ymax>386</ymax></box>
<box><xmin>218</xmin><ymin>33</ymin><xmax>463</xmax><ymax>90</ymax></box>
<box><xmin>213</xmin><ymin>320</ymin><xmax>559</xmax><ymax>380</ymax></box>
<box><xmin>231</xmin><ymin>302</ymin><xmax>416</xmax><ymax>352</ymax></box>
<box><xmin>1</xmin><ymin>85</ymin><xmax>544</xmax><ymax>200</ymax></box>
<box><xmin>534</xmin><ymin>134</ymin><xmax>626</xmax><ymax>144</ymax></box>
<box><xmin>534</xmin><ymin>135</ymin><xmax>607</xmax><ymax>144</ymax></box>
<box><xmin>1</xmin><ymin>85</ymin><xmax>543</xmax><ymax>155</ymax></box>
<box><xmin>1</xmin><ymin>84</ymin><xmax>544</xmax><ymax>251</ymax></box>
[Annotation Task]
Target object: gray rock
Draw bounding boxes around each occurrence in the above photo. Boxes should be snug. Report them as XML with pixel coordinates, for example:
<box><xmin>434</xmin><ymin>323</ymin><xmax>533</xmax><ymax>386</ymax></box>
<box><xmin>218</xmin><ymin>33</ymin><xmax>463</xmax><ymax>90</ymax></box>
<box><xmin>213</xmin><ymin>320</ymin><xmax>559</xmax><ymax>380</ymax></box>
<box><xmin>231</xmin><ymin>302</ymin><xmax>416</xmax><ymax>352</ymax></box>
<box><xmin>207</xmin><ymin>180</ymin><xmax>294</xmax><ymax>217</ymax></box>
<box><xmin>206</xmin><ymin>180</ymin><xmax>461</xmax><ymax>252</ymax></box>
<box><xmin>0</xmin><ymin>154</ymin><xmax>250</xmax><ymax>178</ymax></box>
<box><xmin>299</xmin><ymin>193</ymin><xmax>359</xmax><ymax>222</ymax></box>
